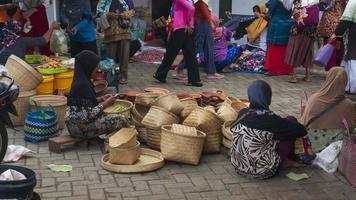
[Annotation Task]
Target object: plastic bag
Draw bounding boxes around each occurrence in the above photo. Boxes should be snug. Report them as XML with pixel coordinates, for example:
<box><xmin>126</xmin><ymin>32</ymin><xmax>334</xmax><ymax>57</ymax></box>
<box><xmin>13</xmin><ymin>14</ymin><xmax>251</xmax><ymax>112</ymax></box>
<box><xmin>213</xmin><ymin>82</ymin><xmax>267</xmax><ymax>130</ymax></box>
<box><xmin>50</xmin><ymin>29</ymin><xmax>68</xmax><ymax>54</ymax></box>
<box><xmin>99</xmin><ymin>58</ymin><xmax>117</xmax><ymax>86</ymax></box>
<box><xmin>313</xmin><ymin>141</ymin><xmax>342</xmax><ymax>173</ymax></box>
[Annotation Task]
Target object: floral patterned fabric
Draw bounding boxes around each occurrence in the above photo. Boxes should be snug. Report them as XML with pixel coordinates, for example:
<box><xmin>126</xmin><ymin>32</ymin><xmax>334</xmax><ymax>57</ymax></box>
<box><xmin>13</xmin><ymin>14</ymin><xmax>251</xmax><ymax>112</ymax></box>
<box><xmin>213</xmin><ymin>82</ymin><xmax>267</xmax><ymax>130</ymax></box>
<box><xmin>0</xmin><ymin>19</ymin><xmax>22</xmax><ymax>51</ymax></box>
<box><xmin>231</xmin><ymin>123</ymin><xmax>281</xmax><ymax>179</ymax></box>
<box><xmin>318</xmin><ymin>0</ymin><xmax>349</xmax><ymax>37</ymax></box>
<box><xmin>290</xmin><ymin>0</ymin><xmax>318</xmax><ymax>38</ymax></box>
<box><xmin>234</xmin><ymin>49</ymin><xmax>266</xmax><ymax>73</ymax></box>
<box><xmin>307</xmin><ymin>128</ymin><xmax>344</xmax><ymax>152</ymax></box>
<box><xmin>65</xmin><ymin>105</ymin><xmax>129</xmax><ymax>139</ymax></box>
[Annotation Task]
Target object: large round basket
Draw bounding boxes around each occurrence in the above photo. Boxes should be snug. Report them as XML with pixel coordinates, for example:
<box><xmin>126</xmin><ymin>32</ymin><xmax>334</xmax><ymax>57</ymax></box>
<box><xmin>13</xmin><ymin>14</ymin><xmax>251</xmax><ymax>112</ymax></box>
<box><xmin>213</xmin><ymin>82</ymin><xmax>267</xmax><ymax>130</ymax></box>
<box><xmin>136</xmin><ymin>127</ymin><xmax>147</xmax><ymax>143</ymax></box>
<box><xmin>142</xmin><ymin>106</ymin><xmax>179</xmax><ymax>129</ymax></box>
<box><xmin>222</xmin><ymin>137</ymin><xmax>232</xmax><ymax>149</ymax></box>
<box><xmin>180</xmin><ymin>98</ymin><xmax>199</xmax><ymax>119</ymax></box>
<box><xmin>183</xmin><ymin>107</ymin><xmax>222</xmax><ymax>133</ymax></box>
<box><xmin>5</xmin><ymin>55</ymin><xmax>43</xmax><ymax>92</ymax></box>
<box><xmin>146</xmin><ymin>128</ymin><xmax>161</xmax><ymax>150</ymax></box>
<box><xmin>135</xmin><ymin>92</ymin><xmax>162</xmax><ymax>106</ymax></box>
<box><xmin>104</xmin><ymin>100</ymin><xmax>133</xmax><ymax>118</ymax></box>
<box><xmin>203</xmin><ymin>131</ymin><xmax>222</xmax><ymax>153</ymax></box>
<box><xmin>231</xmin><ymin>101</ymin><xmax>248</xmax><ymax>113</ymax></box>
<box><xmin>225</xmin><ymin>96</ymin><xmax>239</xmax><ymax>104</ymax></box>
<box><xmin>217</xmin><ymin>102</ymin><xmax>237</xmax><ymax>122</ymax></box>
<box><xmin>29</xmin><ymin>95</ymin><xmax>67</xmax><ymax>129</ymax></box>
<box><xmin>161</xmin><ymin>125</ymin><xmax>206</xmax><ymax>165</ymax></box>
<box><xmin>101</xmin><ymin>148</ymin><xmax>164</xmax><ymax>173</ymax></box>
<box><xmin>222</xmin><ymin>121</ymin><xmax>233</xmax><ymax>141</ymax></box>
<box><xmin>144</xmin><ymin>87</ymin><xmax>170</xmax><ymax>94</ymax></box>
<box><xmin>10</xmin><ymin>90</ymin><xmax>36</xmax><ymax>126</ymax></box>
<box><xmin>131</xmin><ymin>104</ymin><xmax>150</xmax><ymax>123</ymax></box>
<box><xmin>151</xmin><ymin>93</ymin><xmax>184</xmax><ymax>115</ymax></box>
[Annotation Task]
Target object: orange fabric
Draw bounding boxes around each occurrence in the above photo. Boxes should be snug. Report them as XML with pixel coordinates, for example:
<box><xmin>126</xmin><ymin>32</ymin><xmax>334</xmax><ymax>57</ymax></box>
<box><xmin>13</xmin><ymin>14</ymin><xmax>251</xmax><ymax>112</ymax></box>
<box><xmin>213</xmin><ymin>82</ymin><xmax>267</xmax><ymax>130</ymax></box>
<box><xmin>0</xmin><ymin>8</ymin><xmax>21</xmax><ymax>23</ymax></box>
<box><xmin>194</xmin><ymin>0</ymin><xmax>211</xmax><ymax>22</ymax></box>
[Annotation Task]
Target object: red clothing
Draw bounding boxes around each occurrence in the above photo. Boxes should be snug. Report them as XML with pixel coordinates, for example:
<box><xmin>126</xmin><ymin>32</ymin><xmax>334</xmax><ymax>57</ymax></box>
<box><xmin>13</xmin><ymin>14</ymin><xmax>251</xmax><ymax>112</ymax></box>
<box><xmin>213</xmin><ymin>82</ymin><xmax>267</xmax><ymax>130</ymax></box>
<box><xmin>264</xmin><ymin>44</ymin><xmax>293</xmax><ymax>75</ymax></box>
<box><xmin>194</xmin><ymin>1</ymin><xmax>211</xmax><ymax>22</ymax></box>
<box><xmin>22</xmin><ymin>4</ymin><xmax>51</xmax><ymax>55</ymax></box>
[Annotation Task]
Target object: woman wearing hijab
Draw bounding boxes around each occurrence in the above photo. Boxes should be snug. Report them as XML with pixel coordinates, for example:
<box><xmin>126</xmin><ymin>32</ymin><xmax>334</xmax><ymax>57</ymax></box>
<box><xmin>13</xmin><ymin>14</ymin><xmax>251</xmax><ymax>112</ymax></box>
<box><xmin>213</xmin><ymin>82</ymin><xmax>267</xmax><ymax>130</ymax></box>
<box><xmin>318</xmin><ymin>0</ymin><xmax>348</xmax><ymax>71</ymax></box>
<box><xmin>231</xmin><ymin>80</ymin><xmax>307</xmax><ymax>179</ymax></box>
<box><xmin>245</xmin><ymin>3</ymin><xmax>269</xmax><ymax>51</ymax></box>
<box><xmin>20</xmin><ymin>0</ymin><xmax>50</xmax><ymax>55</ymax></box>
<box><xmin>285</xmin><ymin>0</ymin><xmax>319</xmax><ymax>83</ymax></box>
<box><xmin>153</xmin><ymin>0</ymin><xmax>202</xmax><ymax>87</ymax></box>
<box><xmin>264</xmin><ymin>0</ymin><xmax>293</xmax><ymax>76</ymax></box>
<box><xmin>0</xmin><ymin>0</ymin><xmax>21</xmax><ymax>23</ymax></box>
<box><xmin>335</xmin><ymin>0</ymin><xmax>356</xmax><ymax>93</ymax></box>
<box><xmin>65</xmin><ymin>50</ymin><xmax>129</xmax><ymax>139</ymax></box>
<box><xmin>301</xmin><ymin>67</ymin><xmax>355</xmax><ymax>152</ymax></box>
<box><xmin>96</xmin><ymin>0</ymin><xmax>135</xmax><ymax>85</ymax></box>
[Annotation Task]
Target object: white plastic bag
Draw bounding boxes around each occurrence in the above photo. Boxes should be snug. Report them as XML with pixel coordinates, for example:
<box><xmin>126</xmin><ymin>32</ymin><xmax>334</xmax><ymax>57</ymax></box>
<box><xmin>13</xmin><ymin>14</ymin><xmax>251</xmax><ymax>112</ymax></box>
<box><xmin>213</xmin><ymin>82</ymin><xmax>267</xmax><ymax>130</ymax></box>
<box><xmin>50</xmin><ymin>28</ymin><xmax>68</xmax><ymax>54</ymax></box>
<box><xmin>312</xmin><ymin>141</ymin><xmax>342</xmax><ymax>173</ymax></box>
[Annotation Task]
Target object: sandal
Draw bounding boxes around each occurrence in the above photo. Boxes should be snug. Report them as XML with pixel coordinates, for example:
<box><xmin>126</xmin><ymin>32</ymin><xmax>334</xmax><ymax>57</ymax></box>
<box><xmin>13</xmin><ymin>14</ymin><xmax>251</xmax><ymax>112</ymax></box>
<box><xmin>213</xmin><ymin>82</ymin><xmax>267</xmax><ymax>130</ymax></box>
<box><xmin>185</xmin><ymin>82</ymin><xmax>203</xmax><ymax>87</ymax></box>
<box><xmin>153</xmin><ymin>74</ymin><xmax>166</xmax><ymax>83</ymax></box>
<box><xmin>288</xmin><ymin>78</ymin><xmax>298</xmax><ymax>83</ymax></box>
<box><xmin>303</xmin><ymin>77</ymin><xmax>311</xmax><ymax>82</ymax></box>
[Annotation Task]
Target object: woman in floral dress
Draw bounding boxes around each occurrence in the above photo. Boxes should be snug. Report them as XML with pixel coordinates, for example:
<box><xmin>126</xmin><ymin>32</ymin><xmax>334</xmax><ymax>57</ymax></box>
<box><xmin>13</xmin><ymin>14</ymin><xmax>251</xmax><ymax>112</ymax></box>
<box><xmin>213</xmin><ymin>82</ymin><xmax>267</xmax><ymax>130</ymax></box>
<box><xmin>65</xmin><ymin>50</ymin><xmax>129</xmax><ymax>139</ymax></box>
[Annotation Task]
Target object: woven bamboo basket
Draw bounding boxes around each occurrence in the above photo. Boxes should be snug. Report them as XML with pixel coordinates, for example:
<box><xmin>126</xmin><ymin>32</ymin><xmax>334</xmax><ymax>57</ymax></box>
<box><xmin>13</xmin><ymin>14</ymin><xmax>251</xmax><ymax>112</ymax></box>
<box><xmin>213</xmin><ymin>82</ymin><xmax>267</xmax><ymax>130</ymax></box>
<box><xmin>109</xmin><ymin>127</ymin><xmax>138</xmax><ymax>149</ymax></box>
<box><xmin>144</xmin><ymin>87</ymin><xmax>170</xmax><ymax>94</ymax></box>
<box><xmin>104</xmin><ymin>100</ymin><xmax>133</xmax><ymax>118</ymax></box>
<box><xmin>222</xmin><ymin>121</ymin><xmax>233</xmax><ymax>141</ymax></box>
<box><xmin>151</xmin><ymin>93</ymin><xmax>184</xmax><ymax>115</ymax></box>
<box><xmin>231</xmin><ymin>101</ymin><xmax>248</xmax><ymax>113</ymax></box>
<box><xmin>217</xmin><ymin>102</ymin><xmax>238</xmax><ymax>122</ymax></box>
<box><xmin>29</xmin><ymin>95</ymin><xmax>67</xmax><ymax>129</ymax></box>
<box><xmin>171</xmin><ymin>124</ymin><xmax>197</xmax><ymax>136</ymax></box>
<box><xmin>131</xmin><ymin>104</ymin><xmax>150</xmax><ymax>123</ymax></box>
<box><xmin>142</xmin><ymin>106</ymin><xmax>179</xmax><ymax>129</ymax></box>
<box><xmin>5</xmin><ymin>55</ymin><xmax>43</xmax><ymax>92</ymax></box>
<box><xmin>135</xmin><ymin>92</ymin><xmax>162</xmax><ymax>106</ymax></box>
<box><xmin>225</xmin><ymin>96</ymin><xmax>240</xmax><ymax>104</ymax></box>
<box><xmin>161</xmin><ymin>125</ymin><xmax>206</xmax><ymax>165</ymax></box>
<box><xmin>136</xmin><ymin>127</ymin><xmax>147</xmax><ymax>143</ymax></box>
<box><xmin>109</xmin><ymin>141</ymin><xmax>141</xmax><ymax>165</ymax></box>
<box><xmin>203</xmin><ymin>131</ymin><xmax>222</xmax><ymax>153</ymax></box>
<box><xmin>146</xmin><ymin>128</ymin><xmax>161</xmax><ymax>150</ymax></box>
<box><xmin>222</xmin><ymin>137</ymin><xmax>232</xmax><ymax>149</ymax></box>
<box><xmin>180</xmin><ymin>98</ymin><xmax>199</xmax><ymax>119</ymax></box>
<box><xmin>183</xmin><ymin>107</ymin><xmax>222</xmax><ymax>133</ymax></box>
<box><xmin>10</xmin><ymin>90</ymin><xmax>36</xmax><ymax>126</ymax></box>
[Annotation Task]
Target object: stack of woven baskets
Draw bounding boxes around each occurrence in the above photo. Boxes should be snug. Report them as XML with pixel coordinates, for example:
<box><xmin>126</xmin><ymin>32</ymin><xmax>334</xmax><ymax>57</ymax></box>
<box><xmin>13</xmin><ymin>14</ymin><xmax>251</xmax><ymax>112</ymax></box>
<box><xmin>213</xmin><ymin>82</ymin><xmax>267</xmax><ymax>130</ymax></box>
<box><xmin>5</xmin><ymin>55</ymin><xmax>43</xmax><ymax>126</ymax></box>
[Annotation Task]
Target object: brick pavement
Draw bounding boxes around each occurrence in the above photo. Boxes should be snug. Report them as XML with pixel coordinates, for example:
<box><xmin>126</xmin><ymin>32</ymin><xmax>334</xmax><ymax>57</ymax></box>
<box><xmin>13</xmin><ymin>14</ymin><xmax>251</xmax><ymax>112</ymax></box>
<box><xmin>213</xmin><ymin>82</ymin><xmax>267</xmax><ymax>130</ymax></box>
<box><xmin>7</xmin><ymin>62</ymin><xmax>356</xmax><ymax>200</ymax></box>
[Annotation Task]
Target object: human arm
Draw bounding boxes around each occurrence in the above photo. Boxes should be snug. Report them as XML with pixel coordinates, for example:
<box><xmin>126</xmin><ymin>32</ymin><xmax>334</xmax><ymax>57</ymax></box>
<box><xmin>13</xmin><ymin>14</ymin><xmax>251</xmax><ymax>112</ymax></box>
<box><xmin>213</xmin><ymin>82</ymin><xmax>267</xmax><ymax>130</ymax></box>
<box><xmin>335</xmin><ymin>20</ymin><xmax>351</xmax><ymax>37</ymax></box>
<box><xmin>42</xmin><ymin>21</ymin><xmax>60</xmax><ymax>43</ymax></box>
<box><xmin>21</xmin><ymin>22</ymin><xmax>60</xmax><ymax>49</ymax></box>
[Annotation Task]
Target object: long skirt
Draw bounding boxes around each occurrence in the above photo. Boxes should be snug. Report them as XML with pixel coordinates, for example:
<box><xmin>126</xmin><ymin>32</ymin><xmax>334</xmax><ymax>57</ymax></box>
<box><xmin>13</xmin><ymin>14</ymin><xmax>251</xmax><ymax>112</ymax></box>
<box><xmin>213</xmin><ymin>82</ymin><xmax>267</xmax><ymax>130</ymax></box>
<box><xmin>285</xmin><ymin>34</ymin><xmax>314</xmax><ymax>68</ymax></box>
<box><xmin>22</xmin><ymin>4</ymin><xmax>51</xmax><ymax>55</ymax></box>
<box><xmin>195</xmin><ymin>21</ymin><xmax>216</xmax><ymax>74</ymax></box>
<box><xmin>264</xmin><ymin>44</ymin><xmax>293</xmax><ymax>75</ymax></box>
<box><xmin>344</xmin><ymin>60</ymin><xmax>356</xmax><ymax>93</ymax></box>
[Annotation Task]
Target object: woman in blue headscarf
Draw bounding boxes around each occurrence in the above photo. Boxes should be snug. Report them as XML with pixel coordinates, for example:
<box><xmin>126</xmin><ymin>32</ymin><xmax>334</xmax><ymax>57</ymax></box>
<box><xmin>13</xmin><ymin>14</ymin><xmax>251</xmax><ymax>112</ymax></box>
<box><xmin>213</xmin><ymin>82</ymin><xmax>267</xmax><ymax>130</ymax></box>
<box><xmin>230</xmin><ymin>80</ymin><xmax>307</xmax><ymax>179</ymax></box>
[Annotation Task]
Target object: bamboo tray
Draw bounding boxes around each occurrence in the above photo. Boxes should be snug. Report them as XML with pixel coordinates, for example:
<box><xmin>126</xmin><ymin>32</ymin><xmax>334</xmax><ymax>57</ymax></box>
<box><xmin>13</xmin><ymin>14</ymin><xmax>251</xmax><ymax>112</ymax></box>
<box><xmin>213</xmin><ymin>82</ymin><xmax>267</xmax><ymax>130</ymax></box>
<box><xmin>101</xmin><ymin>148</ymin><xmax>164</xmax><ymax>173</ymax></box>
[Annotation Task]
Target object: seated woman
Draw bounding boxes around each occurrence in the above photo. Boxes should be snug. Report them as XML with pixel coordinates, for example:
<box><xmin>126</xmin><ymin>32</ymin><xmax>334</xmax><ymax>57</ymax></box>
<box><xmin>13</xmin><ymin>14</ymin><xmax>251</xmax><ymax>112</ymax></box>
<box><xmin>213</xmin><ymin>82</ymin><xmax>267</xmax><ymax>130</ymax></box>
<box><xmin>231</xmin><ymin>80</ymin><xmax>307</xmax><ymax>179</ymax></box>
<box><xmin>0</xmin><ymin>6</ymin><xmax>59</xmax><ymax>65</ymax></box>
<box><xmin>65</xmin><ymin>50</ymin><xmax>129</xmax><ymax>139</ymax></box>
<box><xmin>244</xmin><ymin>3</ymin><xmax>268</xmax><ymax>51</ymax></box>
<box><xmin>212</xmin><ymin>16</ymin><xmax>240</xmax><ymax>72</ymax></box>
<box><xmin>301</xmin><ymin>67</ymin><xmax>355</xmax><ymax>152</ymax></box>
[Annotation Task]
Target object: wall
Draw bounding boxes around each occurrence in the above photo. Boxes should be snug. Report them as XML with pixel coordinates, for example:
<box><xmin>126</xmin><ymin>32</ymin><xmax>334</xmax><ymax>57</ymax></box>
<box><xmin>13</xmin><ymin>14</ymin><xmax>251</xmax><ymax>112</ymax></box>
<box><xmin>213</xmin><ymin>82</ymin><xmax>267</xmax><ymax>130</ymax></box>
<box><xmin>232</xmin><ymin>0</ymin><xmax>264</xmax><ymax>15</ymax></box>
<box><xmin>209</xmin><ymin>0</ymin><xmax>220</xmax><ymax>17</ymax></box>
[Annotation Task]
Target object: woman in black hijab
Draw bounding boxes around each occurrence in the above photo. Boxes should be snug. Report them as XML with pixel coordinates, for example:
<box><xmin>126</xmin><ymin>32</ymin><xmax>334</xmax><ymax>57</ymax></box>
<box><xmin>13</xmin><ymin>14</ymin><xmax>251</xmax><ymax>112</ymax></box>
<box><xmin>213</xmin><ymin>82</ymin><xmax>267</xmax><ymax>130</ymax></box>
<box><xmin>65</xmin><ymin>50</ymin><xmax>129</xmax><ymax>139</ymax></box>
<box><xmin>230</xmin><ymin>80</ymin><xmax>307</xmax><ymax>179</ymax></box>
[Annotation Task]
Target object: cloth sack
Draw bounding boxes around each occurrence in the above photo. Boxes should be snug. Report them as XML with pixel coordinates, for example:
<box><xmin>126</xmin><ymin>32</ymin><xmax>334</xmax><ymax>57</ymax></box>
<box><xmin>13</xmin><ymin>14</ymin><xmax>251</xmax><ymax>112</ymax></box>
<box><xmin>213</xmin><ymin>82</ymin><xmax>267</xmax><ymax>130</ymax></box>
<box><xmin>295</xmin><ymin>5</ymin><xmax>320</xmax><ymax>30</ymax></box>
<box><xmin>313</xmin><ymin>43</ymin><xmax>335</xmax><ymax>67</ymax></box>
<box><xmin>338</xmin><ymin>120</ymin><xmax>356</xmax><ymax>187</ymax></box>
<box><xmin>24</xmin><ymin>106</ymin><xmax>59</xmax><ymax>143</ymax></box>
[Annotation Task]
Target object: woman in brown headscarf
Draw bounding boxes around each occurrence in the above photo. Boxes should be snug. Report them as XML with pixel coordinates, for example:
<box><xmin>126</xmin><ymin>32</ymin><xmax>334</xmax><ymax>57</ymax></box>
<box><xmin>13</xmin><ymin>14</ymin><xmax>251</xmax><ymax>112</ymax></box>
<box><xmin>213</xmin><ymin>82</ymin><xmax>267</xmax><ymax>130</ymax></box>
<box><xmin>301</xmin><ymin>67</ymin><xmax>355</xmax><ymax>152</ymax></box>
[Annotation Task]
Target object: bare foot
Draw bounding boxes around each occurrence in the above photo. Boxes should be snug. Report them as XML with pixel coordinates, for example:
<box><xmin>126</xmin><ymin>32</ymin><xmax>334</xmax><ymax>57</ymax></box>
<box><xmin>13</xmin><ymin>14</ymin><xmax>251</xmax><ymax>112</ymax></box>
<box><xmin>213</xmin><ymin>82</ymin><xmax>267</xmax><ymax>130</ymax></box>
<box><xmin>282</xmin><ymin>159</ymin><xmax>305</xmax><ymax>169</ymax></box>
<box><xmin>303</xmin><ymin>77</ymin><xmax>311</xmax><ymax>82</ymax></box>
<box><xmin>288</xmin><ymin>77</ymin><xmax>298</xmax><ymax>83</ymax></box>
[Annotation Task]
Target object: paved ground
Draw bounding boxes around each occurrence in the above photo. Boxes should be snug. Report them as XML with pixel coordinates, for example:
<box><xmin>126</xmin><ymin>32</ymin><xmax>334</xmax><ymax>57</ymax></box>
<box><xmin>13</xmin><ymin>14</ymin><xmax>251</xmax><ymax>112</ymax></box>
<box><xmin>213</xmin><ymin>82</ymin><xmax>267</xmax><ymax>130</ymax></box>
<box><xmin>7</xmin><ymin>62</ymin><xmax>356</xmax><ymax>200</ymax></box>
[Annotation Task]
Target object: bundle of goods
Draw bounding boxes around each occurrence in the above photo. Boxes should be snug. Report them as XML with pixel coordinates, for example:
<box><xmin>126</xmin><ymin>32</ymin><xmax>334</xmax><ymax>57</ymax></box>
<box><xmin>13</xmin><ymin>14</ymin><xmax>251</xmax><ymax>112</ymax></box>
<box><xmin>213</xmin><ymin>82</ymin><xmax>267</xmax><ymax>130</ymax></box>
<box><xmin>183</xmin><ymin>107</ymin><xmax>223</xmax><ymax>153</ymax></box>
<box><xmin>101</xmin><ymin>127</ymin><xmax>164</xmax><ymax>173</ymax></box>
<box><xmin>234</xmin><ymin>50</ymin><xmax>266</xmax><ymax>74</ymax></box>
<box><xmin>160</xmin><ymin>124</ymin><xmax>206</xmax><ymax>165</ymax></box>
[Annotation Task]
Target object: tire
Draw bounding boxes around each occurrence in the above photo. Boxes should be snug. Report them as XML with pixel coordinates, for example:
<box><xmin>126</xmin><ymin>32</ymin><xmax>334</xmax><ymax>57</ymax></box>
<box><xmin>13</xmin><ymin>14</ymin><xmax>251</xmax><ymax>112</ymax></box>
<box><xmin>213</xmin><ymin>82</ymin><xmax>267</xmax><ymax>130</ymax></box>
<box><xmin>0</xmin><ymin>124</ymin><xmax>8</xmax><ymax>163</ymax></box>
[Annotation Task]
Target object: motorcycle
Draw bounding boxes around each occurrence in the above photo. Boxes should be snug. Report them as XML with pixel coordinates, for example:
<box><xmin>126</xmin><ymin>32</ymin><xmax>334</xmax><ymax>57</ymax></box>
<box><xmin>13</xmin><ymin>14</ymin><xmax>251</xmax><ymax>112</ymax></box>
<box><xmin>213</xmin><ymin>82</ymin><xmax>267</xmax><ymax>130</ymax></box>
<box><xmin>0</xmin><ymin>73</ymin><xmax>19</xmax><ymax>163</ymax></box>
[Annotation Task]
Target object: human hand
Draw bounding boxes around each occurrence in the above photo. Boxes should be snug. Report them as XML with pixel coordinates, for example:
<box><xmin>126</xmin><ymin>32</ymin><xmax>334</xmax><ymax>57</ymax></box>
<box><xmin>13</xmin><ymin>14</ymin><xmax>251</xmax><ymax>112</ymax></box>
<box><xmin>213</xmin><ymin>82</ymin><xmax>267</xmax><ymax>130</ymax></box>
<box><xmin>50</xmin><ymin>21</ymin><xmax>61</xmax><ymax>29</ymax></box>
<box><xmin>71</xmin><ymin>27</ymin><xmax>78</xmax><ymax>35</ymax></box>
<box><xmin>22</xmin><ymin>8</ymin><xmax>37</xmax><ymax>19</ymax></box>
<box><xmin>102</xmin><ymin>96</ymin><xmax>116</xmax><ymax>109</ymax></box>
<box><xmin>185</xmin><ymin>25</ymin><xmax>194</xmax><ymax>35</ymax></box>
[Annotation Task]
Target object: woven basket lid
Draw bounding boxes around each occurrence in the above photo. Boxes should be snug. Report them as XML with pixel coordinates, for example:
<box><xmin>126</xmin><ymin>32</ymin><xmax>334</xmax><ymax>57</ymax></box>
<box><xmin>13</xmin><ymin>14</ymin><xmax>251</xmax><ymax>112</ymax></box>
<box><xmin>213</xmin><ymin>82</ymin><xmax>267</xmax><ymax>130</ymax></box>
<box><xmin>109</xmin><ymin>128</ymin><xmax>137</xmax><ymax>148</ymax></box>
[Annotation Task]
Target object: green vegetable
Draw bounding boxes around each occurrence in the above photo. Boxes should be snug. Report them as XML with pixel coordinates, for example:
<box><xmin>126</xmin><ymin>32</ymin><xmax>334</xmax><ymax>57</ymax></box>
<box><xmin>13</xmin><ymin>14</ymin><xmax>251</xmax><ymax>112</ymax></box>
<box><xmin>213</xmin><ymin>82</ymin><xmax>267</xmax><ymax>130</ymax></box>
<box><xmin>111</xmin><ymin>105</ymin><xmax>125</xmax><ymax>113</ymax></box>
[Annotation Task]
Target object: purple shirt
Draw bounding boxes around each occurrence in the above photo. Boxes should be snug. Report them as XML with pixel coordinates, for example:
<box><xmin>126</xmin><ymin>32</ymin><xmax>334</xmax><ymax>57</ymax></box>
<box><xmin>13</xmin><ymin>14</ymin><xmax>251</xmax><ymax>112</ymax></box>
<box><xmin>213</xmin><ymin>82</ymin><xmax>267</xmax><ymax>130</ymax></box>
<box><xmin>214</xmin><ymin>28</ymin><xmax>233</xmax><ymax>62</ymax></box>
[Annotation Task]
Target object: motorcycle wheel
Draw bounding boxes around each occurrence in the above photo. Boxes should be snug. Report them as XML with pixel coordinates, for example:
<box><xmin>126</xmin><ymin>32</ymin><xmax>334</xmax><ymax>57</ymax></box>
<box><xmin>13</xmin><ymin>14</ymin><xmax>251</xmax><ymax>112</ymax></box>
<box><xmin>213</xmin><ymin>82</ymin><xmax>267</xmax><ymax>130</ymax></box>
<box><xmin>0</xmin><ymin>124</ymin><xmax>8</xmax><ymax>163</ymax></box>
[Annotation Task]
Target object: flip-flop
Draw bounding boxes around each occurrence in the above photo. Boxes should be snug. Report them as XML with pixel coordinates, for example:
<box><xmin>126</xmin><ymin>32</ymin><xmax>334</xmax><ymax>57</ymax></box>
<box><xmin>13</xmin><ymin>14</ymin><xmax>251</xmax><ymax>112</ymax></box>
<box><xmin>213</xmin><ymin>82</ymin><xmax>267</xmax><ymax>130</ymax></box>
<box><xmin>303</xmin><ymin>77</ymin><xmax>312</xmax><ymax>82</ymax></box>
<box><xmin>288</xmin><ymin>79</ymin><xmax>298</xmax><ymax>83</ymax></box>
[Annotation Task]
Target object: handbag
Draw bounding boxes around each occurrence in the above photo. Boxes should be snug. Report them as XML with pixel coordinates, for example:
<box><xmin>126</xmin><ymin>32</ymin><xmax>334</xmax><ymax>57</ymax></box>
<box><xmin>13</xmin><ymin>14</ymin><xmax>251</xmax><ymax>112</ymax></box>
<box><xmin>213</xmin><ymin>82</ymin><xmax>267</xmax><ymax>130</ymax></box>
<box><xmin>24</xmin><ymin>103</ymin><xmax>59</xmax><ymax>143</ymax></box>
<box><xmin>313</xmin><ymin>43</ymin><xmax>336</xmax><ymax>68</ymax></box>
<box><xmin>338</xmin><ymin>119</ymin><xmax>356</xmax><ymax>187</ymax></box>
<box><xmin>295</xmin><ymin>5</ymin><xmax>320</xmax><ymax>30</ymax></box>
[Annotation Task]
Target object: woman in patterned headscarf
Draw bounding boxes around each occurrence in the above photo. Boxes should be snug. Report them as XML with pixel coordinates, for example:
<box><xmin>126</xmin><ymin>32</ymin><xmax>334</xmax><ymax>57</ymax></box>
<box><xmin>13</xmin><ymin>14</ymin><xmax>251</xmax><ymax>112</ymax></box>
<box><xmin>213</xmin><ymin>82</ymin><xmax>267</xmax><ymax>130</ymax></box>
<box><xmin>230</xmin><ymin>80</ymin><xmax>307</xmax><ymax>179</ymax></box>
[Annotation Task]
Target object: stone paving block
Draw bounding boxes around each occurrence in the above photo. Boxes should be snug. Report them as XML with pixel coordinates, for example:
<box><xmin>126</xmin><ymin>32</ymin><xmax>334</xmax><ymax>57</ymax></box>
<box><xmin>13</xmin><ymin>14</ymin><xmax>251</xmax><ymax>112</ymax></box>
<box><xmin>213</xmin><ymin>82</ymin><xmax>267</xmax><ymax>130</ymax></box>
<box><xmin>41</xmin><ymin>177</ymin><xmax>55</xmax><ymax>187</ymax></box>
<box><xmin>138</xmin><ymin>194</ymin><xmax>171</xmax><ymax>200</ymax></box>
<box><xmin>89</xmin><ymin>188</ymin><xmax>105</xmax><ymax>200</ymax></box>
<box><xmin>58</xmin><ymin>196</ymin><xmax>89</xmax><ymax>200</ymax></box>
<box><xmin>73</xmin><ymin>185</ymin><xmax>88</xmax><ymax>196</ymax></box>
<box><xmin>133</xmin><ymin>181</ymin><xmax>150</xmax><ymax>191</ymax></box>
<box><xmin>57</xmin><ymin>181</ymin><xmax>72</xmax><ymax>191</ymax></box>
<box><xmin>207</xmin><ymin>179</ymin><xmax>226</xmax><ymax>191</ymax></box>
<box><xmin>122</xmin><ymin>190</ymin><xmax>152</xmax><ymax>197</ymax></box>
<box><xmin>106</xmin><ymin>193</ymin><xmax>123</xmax><ymax>200</ymax></box>
<box><xmin>150</xmin><ymin>184</ymin><xmax>167</xmax><ymax>194</ymax></box>
<box><xmin>173</xmin><ymin>174</ymin><xmax>191</xmax><ymax>183</ymax></box>
<box><xmin>104</xmin><ymin>186</ymin><xmax>135</xmax><ymax>193</ymax></box>
<box><xmin>167</xmin><ymin>188</ymin><xmax>185</xmax><ymax>199</ymax></box>
<box><xmin>42</xmin><ymin>191</ymin><xmax>72</xmax><ymax>198</ymax></box>
<box><xmin>185</xmin><ymin>192</ymin><xmax>203</xmax><ymax>200</ymax></box>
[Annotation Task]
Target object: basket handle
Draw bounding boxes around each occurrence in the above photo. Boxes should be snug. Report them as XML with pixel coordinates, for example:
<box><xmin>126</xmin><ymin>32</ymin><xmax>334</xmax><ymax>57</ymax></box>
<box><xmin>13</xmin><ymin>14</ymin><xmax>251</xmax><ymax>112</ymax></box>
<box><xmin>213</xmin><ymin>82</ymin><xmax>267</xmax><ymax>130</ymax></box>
<box><xmin>342</xmin><ymin>119</ymin><xmax>351</xmax><ymax>138</ymax></box>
